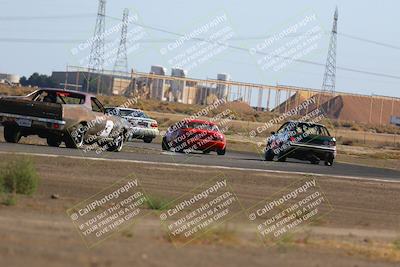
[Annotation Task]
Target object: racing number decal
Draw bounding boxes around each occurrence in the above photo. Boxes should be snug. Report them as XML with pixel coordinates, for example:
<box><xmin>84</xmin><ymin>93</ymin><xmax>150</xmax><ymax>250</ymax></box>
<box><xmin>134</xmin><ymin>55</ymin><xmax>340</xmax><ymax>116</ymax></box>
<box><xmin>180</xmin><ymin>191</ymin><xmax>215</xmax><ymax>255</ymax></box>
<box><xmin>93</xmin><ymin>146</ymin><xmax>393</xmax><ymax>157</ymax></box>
<box><xmin>99</xmin><ymin>120</ymin><xmax>114</xmax><ymax>137</ymax></box>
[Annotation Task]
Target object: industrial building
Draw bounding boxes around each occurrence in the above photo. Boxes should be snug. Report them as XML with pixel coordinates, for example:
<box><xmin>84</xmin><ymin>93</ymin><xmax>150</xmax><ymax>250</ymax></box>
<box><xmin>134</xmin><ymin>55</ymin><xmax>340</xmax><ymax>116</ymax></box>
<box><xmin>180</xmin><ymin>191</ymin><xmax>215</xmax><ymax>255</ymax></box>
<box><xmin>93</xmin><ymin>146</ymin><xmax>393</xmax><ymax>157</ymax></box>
<box><xmin>51</xmin><ymin>69</ymin><xmax>133</xmax><ymax>96</ymax></box>
<box><xmin>0</xmin><ymin>73</ymin><xmax>20</xmax><ymax>85</ymax></box>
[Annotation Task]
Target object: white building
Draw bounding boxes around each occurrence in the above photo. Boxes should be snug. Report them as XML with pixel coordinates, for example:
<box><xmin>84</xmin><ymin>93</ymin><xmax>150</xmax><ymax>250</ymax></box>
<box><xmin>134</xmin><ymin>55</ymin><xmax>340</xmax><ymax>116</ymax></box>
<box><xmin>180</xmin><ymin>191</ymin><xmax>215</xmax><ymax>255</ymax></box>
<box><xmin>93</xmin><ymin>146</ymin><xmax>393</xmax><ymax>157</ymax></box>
<box><xmin>216</xmin><ymin>73</ymin><xmax>230</xmax><ymax>100</ymax></box>
<box><xmin>149</xmin><ymin>65</ymin><xmax>167</xmax><ymax>100</ymax></box>
<box><xmin>170</xmin><ymin>68</ymin><xmax>187</xmax><ymax>102</ymax></box>
<box><xmin>0</xmin><ymin>73</ymin><xmax>20</xmax><ymax>85</ymax></box>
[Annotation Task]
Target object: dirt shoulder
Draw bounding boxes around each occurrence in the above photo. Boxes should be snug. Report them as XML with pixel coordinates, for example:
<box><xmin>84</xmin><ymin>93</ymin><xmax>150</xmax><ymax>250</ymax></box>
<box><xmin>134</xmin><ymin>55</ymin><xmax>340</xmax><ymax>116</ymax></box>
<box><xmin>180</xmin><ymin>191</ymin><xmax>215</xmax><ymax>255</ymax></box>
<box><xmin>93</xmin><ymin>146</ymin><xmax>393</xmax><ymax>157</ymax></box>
<box><xmin>0</xmin><ymin>154</ymin><xmax>399</xmax><ymax>267</ymax></box>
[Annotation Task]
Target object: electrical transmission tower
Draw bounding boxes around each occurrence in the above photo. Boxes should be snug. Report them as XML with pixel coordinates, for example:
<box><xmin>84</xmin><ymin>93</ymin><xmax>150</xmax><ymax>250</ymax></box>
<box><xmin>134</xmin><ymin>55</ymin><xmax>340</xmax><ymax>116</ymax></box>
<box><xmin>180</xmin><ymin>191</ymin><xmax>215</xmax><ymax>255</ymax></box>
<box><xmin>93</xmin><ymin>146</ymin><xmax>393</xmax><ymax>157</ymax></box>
<box><xmin>113</xmin><ymin>8</ymin><xmax>129</xmax><ymax>74</ymax></box>
<box><xmin>87</xmin><ymin>0</ymin><xmax>106</xmax><ymax>93</ymax></box>
<box><xmin>322</xmin><ymin>7</ymin><xmax>338</xmax><ymax>93</ymax></box>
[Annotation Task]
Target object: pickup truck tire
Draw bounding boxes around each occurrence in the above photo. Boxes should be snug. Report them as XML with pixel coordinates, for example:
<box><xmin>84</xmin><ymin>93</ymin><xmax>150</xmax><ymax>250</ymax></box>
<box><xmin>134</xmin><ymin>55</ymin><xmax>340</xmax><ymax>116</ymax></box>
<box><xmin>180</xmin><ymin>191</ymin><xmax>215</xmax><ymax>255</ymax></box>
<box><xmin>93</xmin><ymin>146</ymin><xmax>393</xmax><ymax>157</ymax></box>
<box><xmin>47</xmin><ymin>137</ymin><xmax>62</xmax><ymax>147</ymax></box>
<box><xmin>64</xmin><ymin>124</ymin><xmax>85</xmax><ymax>149</ymax></box>
<box><xmin>4</xmin><ymin>126</ymin><xmax>22</xmax><ymax>143</ymax></box>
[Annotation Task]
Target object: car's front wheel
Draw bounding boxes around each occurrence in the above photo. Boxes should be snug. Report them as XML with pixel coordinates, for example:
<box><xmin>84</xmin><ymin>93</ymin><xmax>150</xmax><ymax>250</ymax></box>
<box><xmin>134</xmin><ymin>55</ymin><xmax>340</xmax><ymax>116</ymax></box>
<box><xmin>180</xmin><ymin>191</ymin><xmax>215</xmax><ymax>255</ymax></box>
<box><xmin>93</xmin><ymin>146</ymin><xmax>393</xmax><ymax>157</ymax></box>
<box><xmin>217</xmin><ymin>148</ymin><xmax>226</xmax><ymax>155</ymax></box>
<box><xmin>107</xmin><ymin>132</ymin><xmax>124</xmax><ymax>152</ymax></box>
<box><xmin>161</xmin><ymin>136</ymin><xmax>170</xmax><ymax>151</ymax></box>
<box><xmin>324</xmin><ymin>153</ymin><xmax>334</xmax><ymax>166</ymax></box>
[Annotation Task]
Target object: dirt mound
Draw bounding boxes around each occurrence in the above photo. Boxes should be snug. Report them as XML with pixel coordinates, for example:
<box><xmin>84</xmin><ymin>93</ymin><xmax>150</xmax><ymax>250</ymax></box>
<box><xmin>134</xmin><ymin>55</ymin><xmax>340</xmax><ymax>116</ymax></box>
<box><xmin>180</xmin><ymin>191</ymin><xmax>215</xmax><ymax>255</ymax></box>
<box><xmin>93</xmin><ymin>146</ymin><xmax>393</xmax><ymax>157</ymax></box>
<box><xmin>277</xmin><ymin>92</ymin><xmax>400</xmax><ymax>125</ymax></box>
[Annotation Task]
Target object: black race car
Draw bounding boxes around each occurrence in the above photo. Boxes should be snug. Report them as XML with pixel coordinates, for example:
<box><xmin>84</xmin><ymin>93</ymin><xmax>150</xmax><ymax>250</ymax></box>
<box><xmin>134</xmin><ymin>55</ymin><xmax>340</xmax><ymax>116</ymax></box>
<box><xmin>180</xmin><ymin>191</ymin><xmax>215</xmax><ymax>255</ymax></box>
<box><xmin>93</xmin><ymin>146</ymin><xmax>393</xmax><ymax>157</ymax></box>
<box><xmin>264</xmin><ymin>121</ymin><xmax>336</xmax><ymax>166</ymax></box>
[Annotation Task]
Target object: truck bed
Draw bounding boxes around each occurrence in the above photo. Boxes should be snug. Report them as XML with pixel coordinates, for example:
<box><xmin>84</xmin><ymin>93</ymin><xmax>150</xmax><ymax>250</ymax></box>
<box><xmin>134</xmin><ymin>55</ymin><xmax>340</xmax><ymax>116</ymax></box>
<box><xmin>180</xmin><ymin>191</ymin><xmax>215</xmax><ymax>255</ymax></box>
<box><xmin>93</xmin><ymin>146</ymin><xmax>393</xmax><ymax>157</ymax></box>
<box><xmin>0</xmin><ymin>97</ymin><xmax>62</xmax><ymax>121</ymax></box>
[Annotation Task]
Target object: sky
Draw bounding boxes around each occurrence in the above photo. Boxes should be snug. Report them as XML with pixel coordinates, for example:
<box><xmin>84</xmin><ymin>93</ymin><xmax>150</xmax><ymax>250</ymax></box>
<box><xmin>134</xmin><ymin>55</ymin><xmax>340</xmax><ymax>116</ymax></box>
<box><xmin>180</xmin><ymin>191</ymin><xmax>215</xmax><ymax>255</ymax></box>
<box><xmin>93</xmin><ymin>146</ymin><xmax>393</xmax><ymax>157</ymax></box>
<box><xmin>0</xmin><ymin>0</ymin><xmax>399</xmax><ymax>98</ymax></box>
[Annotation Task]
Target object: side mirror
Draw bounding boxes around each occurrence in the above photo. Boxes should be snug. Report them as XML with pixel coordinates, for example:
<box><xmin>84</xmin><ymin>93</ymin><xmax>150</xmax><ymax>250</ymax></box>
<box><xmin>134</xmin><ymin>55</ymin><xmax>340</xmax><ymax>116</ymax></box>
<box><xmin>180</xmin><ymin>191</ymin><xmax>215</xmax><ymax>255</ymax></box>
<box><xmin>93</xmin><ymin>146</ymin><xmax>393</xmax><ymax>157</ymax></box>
<box><xmin>271</xmin><ymin>131</ymin><xmax>276</xmax><ymax>135</ymax></box>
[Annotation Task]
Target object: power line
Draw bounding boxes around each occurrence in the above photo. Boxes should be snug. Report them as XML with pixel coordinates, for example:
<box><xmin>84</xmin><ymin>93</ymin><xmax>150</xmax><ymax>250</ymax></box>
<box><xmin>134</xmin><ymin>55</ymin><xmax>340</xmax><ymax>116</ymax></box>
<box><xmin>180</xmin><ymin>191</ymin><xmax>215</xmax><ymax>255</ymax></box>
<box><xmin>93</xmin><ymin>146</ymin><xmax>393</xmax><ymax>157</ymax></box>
<box><xmin>0</xmin><ymin>14</ymin><xmax>95</xmax><ymax>21</ymax></box>
<box><xmin>1</xmin><ymin>13</ymin><xmax>399</xmax><ymax>50</ymax></box>
<box><xmin>105</xmin><ymin>15</ymin><xmax>400</xmax><ymax>81</ymax></box>
<box><xmin>1</xmin><ymin>13</ymin><xmax>399</xmax><ymax>81</ymax></box>
<box><xmin>339</xmin><ymin>32</ymin><xmax>400</xmax><ymax>51</ymax></box>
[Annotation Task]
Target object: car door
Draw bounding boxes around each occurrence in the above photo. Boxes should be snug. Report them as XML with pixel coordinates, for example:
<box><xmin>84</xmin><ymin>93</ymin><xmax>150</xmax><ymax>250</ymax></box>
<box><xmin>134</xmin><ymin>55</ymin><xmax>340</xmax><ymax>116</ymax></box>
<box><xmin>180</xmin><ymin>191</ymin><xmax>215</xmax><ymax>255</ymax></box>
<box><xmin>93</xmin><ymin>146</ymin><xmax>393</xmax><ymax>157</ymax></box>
<box><xmin>89</xmin><ymin>97</ymin><xmax>110</xmax><ymax>137</ymax></box>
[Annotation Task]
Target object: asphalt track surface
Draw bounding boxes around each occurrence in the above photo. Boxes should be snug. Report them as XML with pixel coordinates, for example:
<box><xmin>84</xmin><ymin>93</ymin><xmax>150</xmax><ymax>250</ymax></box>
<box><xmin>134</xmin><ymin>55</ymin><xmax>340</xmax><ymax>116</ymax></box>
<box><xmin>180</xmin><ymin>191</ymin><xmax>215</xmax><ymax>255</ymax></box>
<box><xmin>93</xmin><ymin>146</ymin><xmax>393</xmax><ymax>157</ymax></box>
<box><xmin>0</xmin><ymin>140</ymin><xmax>399</xmax><ymax>181</ymax></box>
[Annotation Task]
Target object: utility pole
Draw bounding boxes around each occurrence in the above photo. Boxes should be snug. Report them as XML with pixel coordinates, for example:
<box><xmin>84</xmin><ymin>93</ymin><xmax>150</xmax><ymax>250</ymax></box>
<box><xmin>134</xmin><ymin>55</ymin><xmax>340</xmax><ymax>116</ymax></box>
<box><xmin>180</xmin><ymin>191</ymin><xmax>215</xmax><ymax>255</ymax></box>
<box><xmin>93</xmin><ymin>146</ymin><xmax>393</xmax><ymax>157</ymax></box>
<box><xmin>113</xmin><ymin>8</ymin><xmax>129</xmax><ymax>74</ymax></box>
<box><xmin>322</xmin><ymin>7</ymin><xmax>338</xmax><ymax>93</ymax></box>
<box><xmin>87</xmin><ymin>0</ymin><xmax>106</xmax><ymax>93</ymax></box>
<box><xmin>321</xmin><ymin>7</ymin><xmax>339</xmax><ymax>113</ymax></box>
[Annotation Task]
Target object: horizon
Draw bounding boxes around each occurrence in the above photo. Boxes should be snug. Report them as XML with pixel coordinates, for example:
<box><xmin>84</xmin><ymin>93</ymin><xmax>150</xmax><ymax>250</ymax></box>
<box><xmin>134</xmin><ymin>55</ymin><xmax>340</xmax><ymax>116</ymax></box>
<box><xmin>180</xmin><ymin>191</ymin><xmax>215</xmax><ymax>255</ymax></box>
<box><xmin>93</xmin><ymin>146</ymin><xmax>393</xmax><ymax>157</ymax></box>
<box><xmin>0</xmin><ymin>0</ymin><xmax>399</xmax><ymax>98</ymax></box>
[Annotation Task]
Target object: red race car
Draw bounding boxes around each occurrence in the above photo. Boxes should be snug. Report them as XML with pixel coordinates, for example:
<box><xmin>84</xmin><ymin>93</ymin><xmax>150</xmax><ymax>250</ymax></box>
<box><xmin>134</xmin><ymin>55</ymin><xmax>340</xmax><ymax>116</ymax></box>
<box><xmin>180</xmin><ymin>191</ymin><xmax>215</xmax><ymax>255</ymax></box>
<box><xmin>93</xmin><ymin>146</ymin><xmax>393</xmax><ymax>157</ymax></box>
<box><xmin>162</xmin><ymin>119</ymin><xmax>226</xmax><ymax>155</ymax></box>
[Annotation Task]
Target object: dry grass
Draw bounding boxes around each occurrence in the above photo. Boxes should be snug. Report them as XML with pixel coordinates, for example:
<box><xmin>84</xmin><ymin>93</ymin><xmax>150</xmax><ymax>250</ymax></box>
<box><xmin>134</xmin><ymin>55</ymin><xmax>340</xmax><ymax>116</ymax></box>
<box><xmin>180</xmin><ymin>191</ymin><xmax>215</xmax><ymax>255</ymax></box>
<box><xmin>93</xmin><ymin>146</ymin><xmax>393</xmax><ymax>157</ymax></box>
<box><xmin>164</xmin><ymin>224</ymin><xmax>239</xmax><ymax>246</ymax></box>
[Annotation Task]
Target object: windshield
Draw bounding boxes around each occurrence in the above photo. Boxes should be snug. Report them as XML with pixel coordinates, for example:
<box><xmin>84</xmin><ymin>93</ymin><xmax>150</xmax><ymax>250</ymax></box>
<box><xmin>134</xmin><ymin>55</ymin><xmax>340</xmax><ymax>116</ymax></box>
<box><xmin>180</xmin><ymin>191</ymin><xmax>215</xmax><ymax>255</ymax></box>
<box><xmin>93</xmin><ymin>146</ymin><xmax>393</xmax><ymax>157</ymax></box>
<box><xmin>31</xmin><ymin>90</ymin><xmax>85</xmax><ymax>104</ymax></box>
<box><xmin>185</xmin><ymin>122</ymin><xmax>220</xmax><ymax>132</ymax></box>
<box><xmin>300</xmin><ymin>123</ymin><xmax>331</xmax><ymax>136</ymax></box>
<box><xmin>120</xmin><ymin>109</ymin><xmax>148</xmax><ymax>118</ymax></box>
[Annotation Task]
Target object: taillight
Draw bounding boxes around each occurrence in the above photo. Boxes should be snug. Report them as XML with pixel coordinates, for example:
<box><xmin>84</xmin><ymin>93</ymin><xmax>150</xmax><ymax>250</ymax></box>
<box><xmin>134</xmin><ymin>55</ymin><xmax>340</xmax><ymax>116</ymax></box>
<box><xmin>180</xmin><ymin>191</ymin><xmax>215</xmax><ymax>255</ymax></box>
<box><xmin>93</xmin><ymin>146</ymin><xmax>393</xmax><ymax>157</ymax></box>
<box><xmin>151</xmin><ymin>122</ymin><xmax>158</xmax><ymax>128</ymax></box>
<box><xmin>53</xmin><ymin>123</ymin><xmax>59</xmax><ymax>129</ymax></box>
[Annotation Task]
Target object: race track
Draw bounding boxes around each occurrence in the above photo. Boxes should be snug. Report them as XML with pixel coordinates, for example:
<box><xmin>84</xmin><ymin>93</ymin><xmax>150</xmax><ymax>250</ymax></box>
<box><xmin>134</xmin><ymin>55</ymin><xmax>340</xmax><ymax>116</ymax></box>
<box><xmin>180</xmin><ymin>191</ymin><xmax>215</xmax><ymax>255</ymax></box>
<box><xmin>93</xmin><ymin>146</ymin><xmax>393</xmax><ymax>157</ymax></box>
<box><xmin>0</xmin><ymin>140</ymin><xmax>399</xmax><ymax>181</ymax></box>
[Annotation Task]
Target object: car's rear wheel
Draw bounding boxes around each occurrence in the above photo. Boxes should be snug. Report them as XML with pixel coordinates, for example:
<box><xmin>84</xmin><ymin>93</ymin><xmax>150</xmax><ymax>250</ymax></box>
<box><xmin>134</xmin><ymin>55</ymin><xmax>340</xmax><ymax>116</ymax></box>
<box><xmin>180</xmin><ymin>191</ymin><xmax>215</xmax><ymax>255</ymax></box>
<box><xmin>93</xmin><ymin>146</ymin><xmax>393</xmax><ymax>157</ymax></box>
<box><xmin>4</xmin><ymin>125</ymin><xmax>21</xmax><ymax>143</ymax></box>
<box><xmin>65</xmin><ymin>124</ymin><xmax>85</xmax><ymax>149</ymax></box>
<box><xmin>309</xmin><ymin>154</ymin><xmax>320</xmax><ymax>165</ymax></box>
<box><xmin>277</xmin><ymin>154</ymin><xmax>287</xmax><ymax>162</ymax></box>
<box><xmin>217</xmin><ymin>148</ymin><xmax>226</xmax><ymax>155</ymax></box>
<box><xmin>264</xmin><ymin>149</ymin><xmax>275</xmax><ymax>161</ymax></box>
<box><xmin>47</xmin><ymin>136</ymin><xmax>62</xmax><ymax>147</ymax></box>
<box><xmin>161</xmin><ymin>136</ymin><xmax>170</xmax><ymax>151</ymax></box>
<box><xmin>143</xmin><ymin>137</ymin><xmax>153</xmax><ymax>143</ymax></box>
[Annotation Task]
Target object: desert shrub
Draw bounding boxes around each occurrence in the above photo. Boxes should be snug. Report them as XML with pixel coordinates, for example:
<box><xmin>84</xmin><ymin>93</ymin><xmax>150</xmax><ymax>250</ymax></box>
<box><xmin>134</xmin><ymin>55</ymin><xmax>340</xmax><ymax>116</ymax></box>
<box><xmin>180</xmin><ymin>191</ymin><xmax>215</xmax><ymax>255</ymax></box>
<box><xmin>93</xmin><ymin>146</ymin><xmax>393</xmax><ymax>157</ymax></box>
<box><xmin>341</xmin><ymin>121</ymin><xmax>354</xmax><ymax>128</ymax></box>
<box><xmin>341</xmin><ymin>139</ymin><xmax>354</xmax><ymax>146</ymax></box>
<box><xmin>1</xmin><ymin>158</ymin><xmax>39</xmax><ymax>196</ymax></box>
<box><xmin>2</xmin><ymin>194</ymin><xmax>17</xmax><ymax>206</ymax></box>
<box><xmin>145</xmin><ymin>195</ymin><xmax>172</xmax><ymax>211</ymax></box>
<box><xmin>351</xmin><ymin>124</ymin><xmax>362</xmax><ymax>131</ymax></box>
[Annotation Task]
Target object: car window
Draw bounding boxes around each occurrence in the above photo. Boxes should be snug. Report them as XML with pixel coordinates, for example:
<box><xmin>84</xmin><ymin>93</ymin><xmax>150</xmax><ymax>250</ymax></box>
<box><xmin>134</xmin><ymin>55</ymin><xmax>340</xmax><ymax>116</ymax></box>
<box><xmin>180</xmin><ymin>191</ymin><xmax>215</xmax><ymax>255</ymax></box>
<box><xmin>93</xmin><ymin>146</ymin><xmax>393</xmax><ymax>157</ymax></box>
<box><xmin>120</xmin><ymin>109</ymin><xmax>148</xmax><ymax>118</ymax></box>
<box><xmin>294</xmin><ymin>125</ymin><xmax>304</xmax><ymax>134</ymax></box>
<box><xmin>186</xmin><ymin>122</ymin><xmax>218</xmax><ymax>131</ymax></box>
<box><xmin>32</xmin><ymin>90</ymin><xmax>85</xmax><ymax>104</ymax></box>
<box><xmin>319</xmin><ymin>126</ymin><xmax>330</xmax><ymax>136</ymax></box>
<box><xmin>91</xmin><ymin>97</ymin><xmax>104</xmax><ymax>113</ymax></box>
<box><xmin>132</xmin><ymin>110</ymin><xmax>148</xmax><ymax>118</ymax></box>
<box><xmin>302</xmin><ymin>124</ymin><xmax>320</xmax><ymax>135</ymax></box>
<box><xmin>105</xmin><ymin>108</ymin><xmax>118</xmax><ymax>116</ymax></box>
<box><xmin>277</xmin><ymin>122</ymin><xmax>290</xmax><ymax>133</ymax></box>
<box><xmin>56</xmin><ymin>92</ymin><xmax>85</xmax><ymax>104</ymax></box>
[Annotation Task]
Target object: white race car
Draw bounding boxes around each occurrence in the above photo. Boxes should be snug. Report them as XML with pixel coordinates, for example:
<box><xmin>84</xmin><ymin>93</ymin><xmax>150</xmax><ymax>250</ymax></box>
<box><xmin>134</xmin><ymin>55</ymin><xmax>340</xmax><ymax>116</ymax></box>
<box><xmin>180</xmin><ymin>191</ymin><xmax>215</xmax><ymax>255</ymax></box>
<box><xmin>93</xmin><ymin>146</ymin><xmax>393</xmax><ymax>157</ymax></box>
<box><xmin>105</xmin><ymin>107</ymin><xmax>159</xmax><ymax>143</ymax></box>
